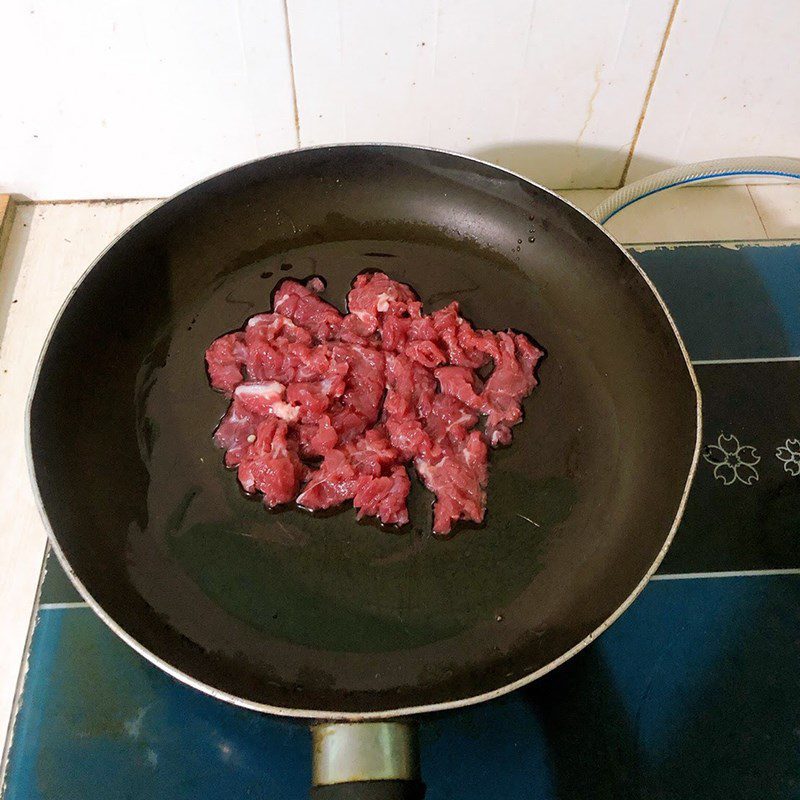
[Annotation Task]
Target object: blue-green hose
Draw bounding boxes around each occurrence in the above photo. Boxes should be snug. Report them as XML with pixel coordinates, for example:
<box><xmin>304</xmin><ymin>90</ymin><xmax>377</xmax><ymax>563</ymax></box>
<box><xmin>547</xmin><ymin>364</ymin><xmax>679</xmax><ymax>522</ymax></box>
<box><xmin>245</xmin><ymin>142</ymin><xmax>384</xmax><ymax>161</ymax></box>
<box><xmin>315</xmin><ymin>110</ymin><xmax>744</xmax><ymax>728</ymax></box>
<box><xmin>590</xmin><ymin>157</ymin><xmax>800</xmax><ymax>224</ymax></box>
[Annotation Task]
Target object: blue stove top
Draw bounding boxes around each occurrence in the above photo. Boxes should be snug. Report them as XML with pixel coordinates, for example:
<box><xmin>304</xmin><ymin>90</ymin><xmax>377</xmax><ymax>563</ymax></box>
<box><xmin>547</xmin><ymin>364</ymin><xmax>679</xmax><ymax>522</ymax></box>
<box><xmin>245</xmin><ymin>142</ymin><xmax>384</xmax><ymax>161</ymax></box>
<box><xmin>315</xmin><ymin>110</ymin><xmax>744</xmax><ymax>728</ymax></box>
<box><xmin>5</xmin><ymin>242</ymin><xmax>800</xmax><ymax>800</ymax></box>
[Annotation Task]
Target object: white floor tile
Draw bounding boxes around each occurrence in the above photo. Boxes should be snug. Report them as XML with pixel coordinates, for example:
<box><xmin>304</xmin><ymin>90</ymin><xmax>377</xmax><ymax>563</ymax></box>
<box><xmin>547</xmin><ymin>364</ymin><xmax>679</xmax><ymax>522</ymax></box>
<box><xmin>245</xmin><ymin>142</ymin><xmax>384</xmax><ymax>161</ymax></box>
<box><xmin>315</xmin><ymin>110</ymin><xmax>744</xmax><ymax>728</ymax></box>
<box><xmin>560</xmin><ymin>186</ymin><xmax>773</xmax><ymax>244</ymax></box>
<box><xmin>599</xmin><ymin>185</ymin><xmax>767</xmax><ymax>244</ymax></box>
<box><xmin>748</xmin><ymin>184</ymin><xmax>800</xmax><ymax>239</ymax></box>
<box><xmin>0</xmin><ymin>199</ymin><xmax>160</xmax><ymax>760</ymax></box>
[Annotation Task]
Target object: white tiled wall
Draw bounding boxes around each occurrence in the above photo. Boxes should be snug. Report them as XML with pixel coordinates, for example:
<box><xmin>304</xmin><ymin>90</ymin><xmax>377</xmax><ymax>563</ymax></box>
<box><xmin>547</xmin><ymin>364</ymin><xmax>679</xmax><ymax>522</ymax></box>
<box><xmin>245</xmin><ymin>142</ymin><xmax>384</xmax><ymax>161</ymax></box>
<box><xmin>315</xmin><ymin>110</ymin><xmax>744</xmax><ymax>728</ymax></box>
<box><xmin>627</xmin><ymin>0</ymin><xmax>800</xmax><ymax>182</ymax></box>
<box><xmin>1</xmin><ymin>0</ymin><xmax>799</xmax><ymax>199</ymax></box>
<box><xmin>288</xmin><ymin>0</ymin><xmax>672</xmax><ymax>189</ymax></box>
<box><xmin>0</xmin><ymin>0</ymin><xmax>297</xmax><ymax>199</ymax></box>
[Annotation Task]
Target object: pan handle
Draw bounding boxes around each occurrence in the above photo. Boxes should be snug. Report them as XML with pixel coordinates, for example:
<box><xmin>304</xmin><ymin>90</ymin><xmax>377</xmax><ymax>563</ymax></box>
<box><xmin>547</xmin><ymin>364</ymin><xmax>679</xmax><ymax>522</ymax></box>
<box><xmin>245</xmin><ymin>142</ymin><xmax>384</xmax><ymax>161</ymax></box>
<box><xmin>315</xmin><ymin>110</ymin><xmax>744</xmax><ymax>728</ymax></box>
<box><xmin>310</xmin><ymin>721</ymin><xmax>425</xmax><ymax>799</ymax></box>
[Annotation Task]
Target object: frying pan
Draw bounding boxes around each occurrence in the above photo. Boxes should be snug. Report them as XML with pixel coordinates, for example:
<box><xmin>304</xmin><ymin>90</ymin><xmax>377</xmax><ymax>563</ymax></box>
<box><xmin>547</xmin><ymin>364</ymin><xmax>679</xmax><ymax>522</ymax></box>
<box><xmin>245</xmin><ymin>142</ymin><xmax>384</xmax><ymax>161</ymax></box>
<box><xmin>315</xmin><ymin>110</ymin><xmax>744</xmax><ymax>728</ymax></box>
<box><xmin>27</xmin><ymin>145</ymin><xmax>701</xmax><ymax>797</ymax></box>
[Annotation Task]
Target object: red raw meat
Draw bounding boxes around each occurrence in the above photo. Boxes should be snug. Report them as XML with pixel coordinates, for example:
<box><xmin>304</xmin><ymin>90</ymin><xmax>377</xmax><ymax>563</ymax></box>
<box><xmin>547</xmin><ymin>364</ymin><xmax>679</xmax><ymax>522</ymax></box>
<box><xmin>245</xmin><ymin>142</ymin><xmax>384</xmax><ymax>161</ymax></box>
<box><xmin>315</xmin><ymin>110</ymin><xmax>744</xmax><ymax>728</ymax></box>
<box><xmin>296</xmin><ymin>431</ymin><xmax>410</xmax><ymax>526</ymax></box>
<box><xmin>353</xmin><ymin>466</ymin><xmax>411</xmax><ymax>526</ymax></box>
<box><xmin>344</xmin><ymin>271</ymin><xmax>419</xmax><ymax>337</ymax></box>
<box><xmin>273</xmin><ymin>278</ymin><xmax>343</xmax><ymax>341</ymax></box>
<box><xmin>415</xmin><ymin>431</ymin><xmax>489</xmax><ymax>533</ymax></box>
<box><xmin>234</xmin><ymin>381</ymin><xmax>300</xmax><ymax>422</ymax></box>
<box><xmin>430</xmin><ymin>303</ymin><xmax>495</xmax><ymax>369</ymax></box>
<box><xmin>237</xmin><ymin>417</ymin><xmax>305</xmax><ymax>506</ymax></box>
<box><xmin>213</xmin><ymin>396</ymin><xmax>259</xmax><ymax>467</ymax></box>
<box><xmin>205</xmin><ymin>272</ymin><xmax>543</xmax><ymax>533</ymax></box>
<box><xmin>206</xmin><ymin>332</ymin><xmax>247</xmax><ymax>395</ymax></box>
<box><xmin>328</xmin><ymin>343</ymin><xmax>385</xmax><ymax>440</ymax></box>
<box><xmin>481</xmin><ymin>332</ymin><xmax>541</xmax><ymax>447</ymax></box>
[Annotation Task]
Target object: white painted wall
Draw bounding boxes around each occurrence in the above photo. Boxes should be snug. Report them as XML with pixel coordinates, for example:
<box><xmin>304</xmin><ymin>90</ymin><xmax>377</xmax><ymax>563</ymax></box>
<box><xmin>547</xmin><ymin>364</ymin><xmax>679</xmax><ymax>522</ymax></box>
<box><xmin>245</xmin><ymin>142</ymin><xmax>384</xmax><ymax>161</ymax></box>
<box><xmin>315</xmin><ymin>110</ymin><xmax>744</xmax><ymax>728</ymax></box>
<box><xmin>0</xmin><ymin>0</ymin><xmax>798</xmax><ymax>199</ymax></box>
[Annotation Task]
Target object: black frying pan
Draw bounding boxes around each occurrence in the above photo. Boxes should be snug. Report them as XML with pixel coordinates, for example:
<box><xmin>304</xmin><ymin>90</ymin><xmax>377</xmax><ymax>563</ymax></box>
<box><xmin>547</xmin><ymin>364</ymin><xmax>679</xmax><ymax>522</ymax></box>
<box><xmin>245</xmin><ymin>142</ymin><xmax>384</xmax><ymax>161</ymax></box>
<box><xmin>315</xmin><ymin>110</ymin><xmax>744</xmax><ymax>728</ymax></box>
<box><xmin>27</xmin><ymin>145</ymin><xmax>700</xmax><ymax>797</ymax></box>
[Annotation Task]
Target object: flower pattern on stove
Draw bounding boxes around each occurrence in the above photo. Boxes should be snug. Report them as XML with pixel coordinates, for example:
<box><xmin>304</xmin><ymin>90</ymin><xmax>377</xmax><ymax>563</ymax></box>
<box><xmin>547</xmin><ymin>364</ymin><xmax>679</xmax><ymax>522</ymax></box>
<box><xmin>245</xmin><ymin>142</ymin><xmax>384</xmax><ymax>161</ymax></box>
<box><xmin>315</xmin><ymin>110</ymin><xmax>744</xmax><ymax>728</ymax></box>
<box><xmin>776</xmin><ymin>438</ymin><xmax>800</xmax><ymax>476</ymax></box>
<box><xmin>702</xmin><ymin>434</ymin><xmax>760</xmax><ymax>485</ymax></box>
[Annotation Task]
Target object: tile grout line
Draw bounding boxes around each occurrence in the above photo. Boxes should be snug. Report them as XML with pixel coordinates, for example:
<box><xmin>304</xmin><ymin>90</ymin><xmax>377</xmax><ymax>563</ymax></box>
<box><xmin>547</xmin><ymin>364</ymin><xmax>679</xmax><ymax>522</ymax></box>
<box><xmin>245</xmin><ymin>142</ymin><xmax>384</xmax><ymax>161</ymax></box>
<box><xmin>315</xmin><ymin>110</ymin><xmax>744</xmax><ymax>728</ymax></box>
<box><xmin>618</xmin><ymin>0</ymin><xmax>681</xmax><ymax>187</ymax></box>
<box><xmin>746</xmin><ymin>185</ymin><xmax>770</xmax><ymax>238</ymax></box>
<box><xmin>281</xmin><ymin>0</ymin><xmax>301</xmax><ymax>149</ymax></box>
<box><xmin>39</xmin><ymin>601</ymin><xmax>89</xmax><ymax>610</ymax></box>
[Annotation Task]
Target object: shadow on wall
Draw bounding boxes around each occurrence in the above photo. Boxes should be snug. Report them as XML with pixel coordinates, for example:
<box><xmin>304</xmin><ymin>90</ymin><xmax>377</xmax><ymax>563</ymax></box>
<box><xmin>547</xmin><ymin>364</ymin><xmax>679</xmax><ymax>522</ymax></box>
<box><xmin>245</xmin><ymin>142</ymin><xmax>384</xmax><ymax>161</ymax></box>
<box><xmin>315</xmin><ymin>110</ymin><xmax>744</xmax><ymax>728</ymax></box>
<box><xmin>469</xmin><ymin>141</ymin><xmax>674</xmax><ymax>191</ymax></box>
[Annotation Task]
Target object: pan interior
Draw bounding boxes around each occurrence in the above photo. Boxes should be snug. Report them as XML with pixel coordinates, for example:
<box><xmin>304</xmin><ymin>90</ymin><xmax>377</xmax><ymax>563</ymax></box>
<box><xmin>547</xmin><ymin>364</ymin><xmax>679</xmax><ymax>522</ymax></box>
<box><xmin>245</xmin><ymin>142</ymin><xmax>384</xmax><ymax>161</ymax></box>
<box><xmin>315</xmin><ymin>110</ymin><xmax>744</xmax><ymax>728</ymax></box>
<box><xmin>29</xmin><ymin>146</ymin><xmax>698</xmax><ymax>714</ymax></box>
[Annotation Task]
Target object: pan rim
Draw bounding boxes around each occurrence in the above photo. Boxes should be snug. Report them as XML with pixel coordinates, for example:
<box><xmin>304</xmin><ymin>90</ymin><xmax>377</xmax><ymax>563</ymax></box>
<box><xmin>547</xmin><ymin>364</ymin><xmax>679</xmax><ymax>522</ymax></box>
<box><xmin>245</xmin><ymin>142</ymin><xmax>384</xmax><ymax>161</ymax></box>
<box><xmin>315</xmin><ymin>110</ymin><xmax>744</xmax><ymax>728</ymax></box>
<box><xmin>25</xmin><ymin>142</ymin><xmax>703</xmax><ymax>720</ymax></box>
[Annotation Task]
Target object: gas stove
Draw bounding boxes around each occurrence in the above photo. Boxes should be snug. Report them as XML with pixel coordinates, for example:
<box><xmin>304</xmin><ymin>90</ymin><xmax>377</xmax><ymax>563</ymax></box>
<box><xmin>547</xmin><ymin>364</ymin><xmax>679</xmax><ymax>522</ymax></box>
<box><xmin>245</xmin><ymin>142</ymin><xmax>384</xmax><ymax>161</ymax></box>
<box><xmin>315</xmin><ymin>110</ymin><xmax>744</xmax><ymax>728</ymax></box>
<box><xmin>5</xmin><ymin>241</ymin><xmax>800</xmax><ymax>799</ymax></box>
